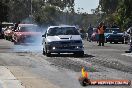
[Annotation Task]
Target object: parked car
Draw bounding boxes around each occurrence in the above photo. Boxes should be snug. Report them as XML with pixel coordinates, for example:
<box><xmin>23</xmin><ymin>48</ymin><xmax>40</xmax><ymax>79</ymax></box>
<box><xmin>4</xmin><ymin>26</ymin><xmax>14</xmax><ymax>41</ymax></box>
<box><xmin>12</xmin><ymin>24</ymin><xmax>42</xmax><ymax>44</ymax></box>
<box><xmin>1</xmin><ymin>22</ymin><xmax>14</xmax><ymax>39</ymax></box>
<box><xmin>104</xmin><ymin>28</ymin><xmax>123</xmax><ymax>36</ymax></box>
<box><xmin>42</xmin><ymin>26</ymin><xmax>84</xmax><ymax>57</ymax></box>
<box><xmin>105</xmin><ymin>34</ymin><xmax>124</xmax><ymax>44</ymax></box>
<box><xmin>105</xmin><ymin>28</ymin><xmax>124</xmax><ymax>44</ymax></box>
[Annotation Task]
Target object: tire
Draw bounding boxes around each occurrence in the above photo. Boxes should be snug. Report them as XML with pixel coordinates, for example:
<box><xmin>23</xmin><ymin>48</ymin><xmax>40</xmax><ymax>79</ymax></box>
<box><xmin>114</xmin><ymin>42</ymin><xmax>118</xmax><ymax>44</ymax></box>
<box><xmin>46</xmin><ymin>53</ymin><xmax>51</xmax><ymax>57</ymax></box>
<box><xmin>45</xmin><ymin>48</ymin><xmax>51</xmax><ymax>57</ymax></box>
<box><xmin>86</xmin><ymin>37</ymin><xmax>88</xmax><ymax>41</ymax></box>
<box><xmin>74</xmin><ymin>51</ymin><xmax>84</xmax><ymax>57</ymax></box>
<box><xmin>42</xmin><ymin>48</ymin><xmax>45</xmax><ymax>55</ymax></box>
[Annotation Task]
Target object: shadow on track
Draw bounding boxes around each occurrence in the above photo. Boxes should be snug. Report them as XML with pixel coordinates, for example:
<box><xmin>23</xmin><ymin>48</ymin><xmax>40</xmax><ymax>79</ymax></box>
<box><xmin>46</xmin><ymin>54</ymin><xmax>95</xmax><ymax>58</ymax></box>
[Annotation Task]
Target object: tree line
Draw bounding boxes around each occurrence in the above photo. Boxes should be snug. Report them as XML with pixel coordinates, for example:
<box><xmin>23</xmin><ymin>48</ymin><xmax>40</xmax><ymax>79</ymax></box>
<box><xmin>0</xmin><ymin>0</ymin><xmax>74</xmax><ymax>24</ymax></box>
<box><xmin>0</xmin><ymin>0</ymin><xmax>97</xmax><ymax>31</ymax></box>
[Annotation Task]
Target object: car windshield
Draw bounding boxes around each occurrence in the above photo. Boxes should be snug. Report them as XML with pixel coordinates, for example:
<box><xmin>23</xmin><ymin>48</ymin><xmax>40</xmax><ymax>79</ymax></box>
<box><xmin>47</xmin><ymin>27</ymin><xmax>79</xmax><ymax>36</ymax></box>
<box><xmin>19</xmin><ymin>26</ymin><xmax>41</xmax><ymax>32</ymax></box>
<box><xmin>105</xmin><ymin>28</ymin><xmax>122</xmax><ymax>33</ymax></box>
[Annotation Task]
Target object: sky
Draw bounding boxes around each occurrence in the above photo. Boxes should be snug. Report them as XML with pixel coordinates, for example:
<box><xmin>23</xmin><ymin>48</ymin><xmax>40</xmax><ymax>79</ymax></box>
<box><xmin>74</xmin><ymin>0</ymin><xmax>99</xmax><ymax>14</ymax></box>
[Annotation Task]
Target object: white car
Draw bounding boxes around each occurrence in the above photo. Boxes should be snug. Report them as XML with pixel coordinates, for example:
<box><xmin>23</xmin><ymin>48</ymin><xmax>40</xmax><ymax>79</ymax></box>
<box><xmin>42</xmin><ymin>26</ymin><xmax>84</xmax><ymax>57</ymax></box>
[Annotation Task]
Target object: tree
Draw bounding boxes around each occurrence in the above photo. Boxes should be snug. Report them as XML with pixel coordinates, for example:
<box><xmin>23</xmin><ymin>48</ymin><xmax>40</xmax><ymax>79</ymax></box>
<box><xmin>116</xmin><ymin>0</ymin><xmax>132</xmax><ymax>30</ymax></box>
<box><xmin>0</xmin><ymin>0</ymin><xmax>75</xmax><ymax>24</ymax></box>
<box><xmin>34</xmin><ymin>5</ymin><xmax>59</xmax><ymax>25</ymax></box>
<box><xmin>0</xmin><ymin>1</ymin><xmax>9</xmax><ymax>22</ymax></box>
<box><xmin>99</xmin><ymin>0</ymin><xmax>119</xmax><ymax>14</ymax></box>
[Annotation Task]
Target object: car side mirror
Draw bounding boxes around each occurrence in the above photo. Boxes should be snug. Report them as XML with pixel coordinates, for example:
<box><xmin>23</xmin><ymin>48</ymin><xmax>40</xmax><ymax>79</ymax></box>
<box><xmin>42</xmin><ymin>34</ymin><xmax>46</xmax><ymax>37</ymax></box>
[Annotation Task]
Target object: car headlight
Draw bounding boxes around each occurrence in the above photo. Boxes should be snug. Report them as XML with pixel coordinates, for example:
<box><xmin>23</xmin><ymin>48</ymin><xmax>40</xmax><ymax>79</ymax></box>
<box><xmin>52</xmin><ymin>46</ymin><xmax>56</xmax><ymax>50</ymax></box>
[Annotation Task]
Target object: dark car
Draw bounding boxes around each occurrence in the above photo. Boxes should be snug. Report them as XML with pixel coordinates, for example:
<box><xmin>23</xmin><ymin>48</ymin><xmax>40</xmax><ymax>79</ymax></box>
<box><xmin>105</xmin><ymin>34</ymin><xmax>124</xmax><ymax>44</ymax></box>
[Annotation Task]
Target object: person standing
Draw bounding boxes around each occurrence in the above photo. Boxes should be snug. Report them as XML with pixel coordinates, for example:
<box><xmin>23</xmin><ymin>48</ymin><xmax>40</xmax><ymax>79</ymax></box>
<box><xmin>0</xmin><ymin>22</ymin><xmax>2</xmax><ymax>38</ymax></box>
<box><xmin>14</xmin><ymin>21</ymin><xmax>20</xmax><ymax>31</ymax></box>
<box><xmin>87</xmin><ymin>24</ymin><xmax>93</xmax><ymax>42</ymax></box>
<box><xmin>97</xmin><ymin>22</ymin><xmax>106</xmax><ymax>46</ymax></box>
<box><xmin>125</xmin><ymin>27</ymin><xmax>132</xmax><ymax>53</ymax></box>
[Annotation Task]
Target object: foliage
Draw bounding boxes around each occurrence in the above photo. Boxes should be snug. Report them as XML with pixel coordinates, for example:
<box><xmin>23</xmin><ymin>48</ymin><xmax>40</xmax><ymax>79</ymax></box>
<box><xmin>0</xmin><ymin>0</ymin><xmax>98</xmax><ymax>32</ymax></box>
<box><xmin>34</xmin><ymin>5</ymin><xmax>59</xmax><ymax>25</ymax></box>
<box><xmin>0</xmin><ymin>1</ymin><xmax>9</xmax><ymax>22</ymax></box>
<box><xmin>96</xmin><ymin>0</ymin><xmax>132</xmax><ymax>30</ymax></box>
<box><xmin>99</xmin><ymin>0</ymin><xmax>118</xmax><ymax>14</ymax></box>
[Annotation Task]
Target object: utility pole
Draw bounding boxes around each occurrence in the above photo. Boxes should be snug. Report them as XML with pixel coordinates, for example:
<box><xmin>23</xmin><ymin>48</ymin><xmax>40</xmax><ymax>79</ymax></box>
<box><xmin>29</xmin><ymin>0</ymin><xmax>33</xmax><ymax>23</ymax></box>
<box><xmin>31</xmin><ymin>0</ymin><xmax>33</xmax><ymax>16</ymax></box>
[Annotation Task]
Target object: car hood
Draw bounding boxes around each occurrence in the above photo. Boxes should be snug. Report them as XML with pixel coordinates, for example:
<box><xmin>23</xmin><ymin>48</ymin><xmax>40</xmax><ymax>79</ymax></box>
<box><xmin>46</xmin><ymin>35</ymin><xmax>82</xmax><ymax>42</ymax></box>
<box><xmin>15</xmin><ymin>32</ymin><xmax>41</xmax><ymax>36</ymax></box>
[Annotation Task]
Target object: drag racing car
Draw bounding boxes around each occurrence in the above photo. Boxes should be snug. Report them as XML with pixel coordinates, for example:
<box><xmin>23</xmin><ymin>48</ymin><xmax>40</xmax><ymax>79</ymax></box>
<box><xmin>42</xmin><ymin>26</ymin><xmax>84</xmax><ymax>57</ymax></box>
<box><xmin>12</xmin><ymin>24</ymin><xmax>42</xmax><ymax>44</ymax></box>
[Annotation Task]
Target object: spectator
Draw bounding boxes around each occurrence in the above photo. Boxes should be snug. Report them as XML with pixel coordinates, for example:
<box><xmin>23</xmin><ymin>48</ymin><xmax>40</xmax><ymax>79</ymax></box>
<box><xmin>125</xmin><ymin>27</ymin><xmax>132</xmax><ymax>53</ymax></box>
<box><xmin>14</xmin><ymin>21</ymin><xmax>20</xmax><ymax>30</ymax></box>
<box><xmin>87</xmin><ymin>24</ymin><xmax>93</xmax><ymax>42</ymax></box>
<box><xmin>97</xmin><ymin>22</ymin><xmax>106</xmax><ymax>46</ymax></box>
<box><xmin>0</xmin><ymin>22</ymin><xmax>2</xmax><ymax>38</ymax></box>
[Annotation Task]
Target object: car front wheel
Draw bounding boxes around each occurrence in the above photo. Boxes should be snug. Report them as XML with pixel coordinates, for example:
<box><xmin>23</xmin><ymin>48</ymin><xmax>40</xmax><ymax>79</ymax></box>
<box><xmin>74</xmin><ymin>51</ymin><xmax>84</xmax><ymax>57</ymax></box>
<box><xmin>45</xmin><ymin>47</ymin><xmax>51</xmax><ymax>57</ymax></box>
<box><xmin>42</xmin><ymin>48</ymin><xmax>45</xmax><ymax>55</ymax></box>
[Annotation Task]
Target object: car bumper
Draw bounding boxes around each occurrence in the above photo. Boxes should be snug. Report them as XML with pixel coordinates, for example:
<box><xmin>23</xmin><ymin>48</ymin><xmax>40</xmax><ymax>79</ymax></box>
<box><xmin>45</xmin><ymin>44</ymin><xmax>84</xmax><ymax>53</ymax></box>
